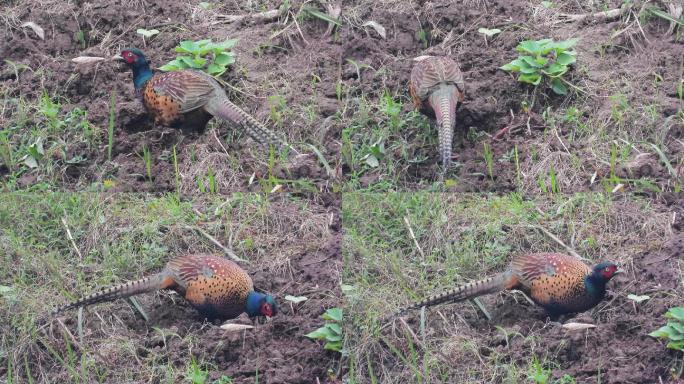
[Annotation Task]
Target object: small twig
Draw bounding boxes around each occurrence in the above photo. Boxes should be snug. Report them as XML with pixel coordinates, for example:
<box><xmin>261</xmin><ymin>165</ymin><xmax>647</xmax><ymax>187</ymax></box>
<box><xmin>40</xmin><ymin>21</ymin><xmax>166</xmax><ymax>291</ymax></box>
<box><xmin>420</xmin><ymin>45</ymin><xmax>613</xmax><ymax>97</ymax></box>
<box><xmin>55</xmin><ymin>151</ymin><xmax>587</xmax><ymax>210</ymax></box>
<box><xmin>555</xmin><ymin>5</ymin><xmax>629</xmax><ymax>23</ymax></box>
<box><xmin>290</xmin><ymin>10</ymin><xmax>309</xmax><ymax>45</ymax></box>
<box><xmin>207</xmin><ymin>9</ymin><xmax>281</xmax><ymax>25</ymax></box>
<box><xmin>525</xmin><ymin>224</ymin><xmax>587</xmax><ymax>261</ymax></box>
<box><xmin>61</xmin><ymin>216</ymin><xmax>82</xmax><ymax>260</ymax></box>
<box><xmin>212</xmin><ymin>128</ymin><xmax>229</xmax><ymax>156</ymax></box>
<box><xmin>183</xmin><ymin>225</ymin><xmax>248</xmax><ymax>263</ymax></box>
<box><xmin>403</xmin><ymin>216</ymin><xmax>425</xmax><ymax>259</ymax></box>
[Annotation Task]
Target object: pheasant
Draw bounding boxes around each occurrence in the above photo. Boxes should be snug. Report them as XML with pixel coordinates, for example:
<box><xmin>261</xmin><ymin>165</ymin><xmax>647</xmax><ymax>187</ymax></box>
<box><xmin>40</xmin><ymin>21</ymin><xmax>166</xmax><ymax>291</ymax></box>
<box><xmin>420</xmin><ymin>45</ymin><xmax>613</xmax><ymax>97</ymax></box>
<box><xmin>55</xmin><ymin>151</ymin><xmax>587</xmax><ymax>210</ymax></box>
<box><xmin>396</xmin><ymin>253</ymin><xmax>622</xmax><ymax>317</ymax></box>
<box><xmin>54</xmin><ymin>254</ymin><xmax>277</xmax><ymax>320</ymax></box>
<box><xmin>113</xmin><ymin>48</ymin><xmax>292</xmax><ymax>151</ymax></box>
<box><xmin>409</xmin><ymin>56</ymin><xmax>465</xmax><ymax>168</ymax></box>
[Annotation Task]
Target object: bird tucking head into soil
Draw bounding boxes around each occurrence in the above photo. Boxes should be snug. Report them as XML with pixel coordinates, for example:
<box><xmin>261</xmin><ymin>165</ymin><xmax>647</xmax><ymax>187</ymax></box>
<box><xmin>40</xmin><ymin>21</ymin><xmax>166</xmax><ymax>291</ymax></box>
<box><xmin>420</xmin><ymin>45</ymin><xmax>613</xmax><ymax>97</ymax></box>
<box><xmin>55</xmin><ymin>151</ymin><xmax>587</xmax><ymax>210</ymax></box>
<box><xmin>112</xmin><ymin>48</ymin><xmax>294</xmax><ymax>152</ymax></box>
<box><xmin>53</xmin><ymin>254</ymin><xmax>278</xmax><ymax>320</ymax></box>
<box><xmin>395</xmin><ymin>253</ymin><xmax>623</xmax><ymax>318</ymax></box>
<box><xmin>409</xmin><ymin>55</ymin><xmax>465</xmax><ymax>170</ymax></box>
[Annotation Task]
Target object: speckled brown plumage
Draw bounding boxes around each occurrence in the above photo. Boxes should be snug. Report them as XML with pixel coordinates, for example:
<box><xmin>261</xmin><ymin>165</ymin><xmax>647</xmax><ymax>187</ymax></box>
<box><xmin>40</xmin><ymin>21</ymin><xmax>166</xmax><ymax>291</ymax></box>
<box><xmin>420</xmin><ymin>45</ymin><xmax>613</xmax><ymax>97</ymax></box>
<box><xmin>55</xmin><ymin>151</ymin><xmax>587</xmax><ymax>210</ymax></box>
<box><xmin>397</xmin><ymin>253</ymin><xmax>621</xmax><ymax>316</ymax></box>
<box><xmin>54</xmin><ymin>254</ymin><xmax>277</xmax><ymax>320</ymax></box>
<box><xmin>409</xmin><ymin>56</ymin><xmax>465</xmax><ymax>168</ymax></box>
<box><xmin>116</xmin><ymin>48</ymin><xmax>292</xmax><ymax>151</ymax></box>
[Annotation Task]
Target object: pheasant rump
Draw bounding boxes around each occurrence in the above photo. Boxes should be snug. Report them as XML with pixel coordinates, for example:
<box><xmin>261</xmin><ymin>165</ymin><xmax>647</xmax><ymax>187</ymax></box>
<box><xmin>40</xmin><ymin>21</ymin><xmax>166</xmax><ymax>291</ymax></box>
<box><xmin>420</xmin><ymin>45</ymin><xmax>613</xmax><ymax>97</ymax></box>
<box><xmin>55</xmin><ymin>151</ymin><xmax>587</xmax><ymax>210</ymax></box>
<box><xmin>409</xmin><ymin>55</ymin><xmax>465</xmax><ymax>168</ymax></box>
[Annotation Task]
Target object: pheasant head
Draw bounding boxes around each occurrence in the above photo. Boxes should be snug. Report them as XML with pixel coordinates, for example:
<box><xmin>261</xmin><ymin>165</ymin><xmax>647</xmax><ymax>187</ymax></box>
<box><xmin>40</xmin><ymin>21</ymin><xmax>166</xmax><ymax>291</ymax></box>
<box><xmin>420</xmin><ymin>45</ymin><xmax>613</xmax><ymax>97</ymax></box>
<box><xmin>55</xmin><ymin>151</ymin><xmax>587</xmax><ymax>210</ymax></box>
<box><xmin>113</xmin><ymin>48</ymin><xmax>153</xmax><ymax>90</ymax></box>
<box><xmin>246</xmin><ymin>291</ymin><xmax>278</xmax><ymax>318</ymax></box>
<box><xmin>585</xmin><ymin>262</ymin><xmax>622</xmax><ymax>298</ymax></box>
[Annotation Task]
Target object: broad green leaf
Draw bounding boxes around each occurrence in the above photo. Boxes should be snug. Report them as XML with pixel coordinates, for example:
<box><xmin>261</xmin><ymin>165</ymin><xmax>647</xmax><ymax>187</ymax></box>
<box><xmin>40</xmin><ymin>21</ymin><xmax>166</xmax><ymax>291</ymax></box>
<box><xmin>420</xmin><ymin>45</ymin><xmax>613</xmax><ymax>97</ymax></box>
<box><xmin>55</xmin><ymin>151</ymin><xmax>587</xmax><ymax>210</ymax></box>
<box><xmin>192</xmin><ymin>56</ymin><xmax>207</xmax><ymax>66</ymax></box>
<box><xmin>518</xmin><ymin>72</ymin><xmax>541</xmax><ymax>85</ymax></box>
<box><xmin>542</xmin><ymin>63</ymin><xmax>568</xmax><ymax>76</ymax></box>
<box><xmin>305</xmin><ymin>327</ymin><xmax>333</xmax><ymax>340</ymax></box>
<box><xmin>556</xmin><ymin>51</ymin><xmax>576</xmax><ymax>66</ymax></box>
<box><xmin>207</xmin><ymin>63</ymin><xmax>224</xmax><ymax>75</ymax></box>
<box><xmin>667</xmin><ymin>339</ymin><xmax>684</xmax><ymax>351</ymax></box>
<box><xmin>521</xmin><ymin>55</ymin><xmax>543</xmax><ymax>68</ymax></box>
<box><xmin>649</xmin><ymin>325</ymin><xmax>676</xmax><ymax>339</ymax></box>
<box><xmin>176</xmin><ymin>40</ymin><xmax>199</xmax><ymax>54</ymax></box>
<box><xmin>517</xmin><ymin>40</ymin><xmax>542</xmax><ymax>54</ymax></box>
<box><xmin>554</xmin><ymin>38</ymin><xmax>579</xmax><ymax>51</ymax></box>
<box><xmin>322</xmin><ymin>307</ymin><xmax>342</xmax><ymax>322</ymax></box>
<box><xmin>216</xmin><ymin>38</ymin><xmax>238</xmax><ymax>50</ymax></box>
<box><xmin>669</xmin><ymin>321</ymin><xmax>684</xmax><ymax>334</ymax></box>
<box><xmin>550</xmin><ymin>78</ymin><xmax>568</xmax><ymax>94</ymax></box>
<box><xmin>501</xmin><ymin>58</ymin><xmax>524</xmax><ymax>72</ymax></box>
<box><xmin>325</xmin><ymin>323</ymin><xmax>342</xmax><ymax>335</ymax></box>
<box><xmin>214</xmin><ymin>52</ymin><xmax>235</xmax><ymax>66</ymax></box>
<box><xmin>666</xmin><ymin>307</ymin><xmax>684</xmax><ymax>321</ymax></box>
<box><xmin>159</xmin><ymin>63</ymin><xmax>181</xmax><ymax>72</ymax></box>
<box><xmin>323</xmin><ymin>340</ymin><xmax>342</xmax><ymax>351</ymax></box>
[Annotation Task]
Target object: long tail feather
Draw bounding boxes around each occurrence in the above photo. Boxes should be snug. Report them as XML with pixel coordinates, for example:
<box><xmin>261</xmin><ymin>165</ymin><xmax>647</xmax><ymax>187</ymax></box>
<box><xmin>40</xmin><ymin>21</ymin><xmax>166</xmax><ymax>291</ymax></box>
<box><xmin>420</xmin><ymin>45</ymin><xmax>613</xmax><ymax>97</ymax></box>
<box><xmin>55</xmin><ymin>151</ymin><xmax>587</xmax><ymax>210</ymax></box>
<box><xmin>395</xmin><ymin>271</ymin><xmax>515</xmax><ymax>316</ymax></box>
<box><xmin>53</xmin><ymin>273</ymin><xmax>173</xmax><ymax>315</ymax></box>
<box><xmin>429</xmin><ymin>84</ymin><xmax>458</xmax><ymax>168</ymax></box>
<box><xmin>207</xmin><ymin>98</ymin><xmax>295</xmax><ymax>153</ymax></box>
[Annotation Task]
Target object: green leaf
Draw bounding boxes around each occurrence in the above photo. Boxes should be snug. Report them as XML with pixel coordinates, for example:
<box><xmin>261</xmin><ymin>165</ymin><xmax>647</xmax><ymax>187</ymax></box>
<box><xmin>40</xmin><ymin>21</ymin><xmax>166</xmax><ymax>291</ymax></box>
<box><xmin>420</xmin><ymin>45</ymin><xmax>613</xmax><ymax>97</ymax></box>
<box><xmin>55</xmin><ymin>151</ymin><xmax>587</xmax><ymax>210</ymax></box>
<box><xmin>666</xmin><ymin>307</ymin><xmax>684</xmax><ymax>321</ymax></box>
<box><xmin>542</xmin><ymin>63</ymin><xmax>568</xmax><ymax>76</ymax></box>
<box><xmin>478</xmin><ymin>27</ymin><xmax>502</xmax><ymax>37</ymax></box>
<box><xmin>667</xmin><ymin>339</ymin><xmax>684</xmax><ymax>351</ymax></box>
<box><xmin>305</xmin><ymin>327</ymin><xmax>332</xmax><ymax>340</ymax></box>
<box><xmin>179</xmin><ymin>56</ymin><xmax>200</xmax><ymax>68</ymax></box>
<box><xmin>207</xmin><ymin>64</ymin><xmax>223</xmax><ymax>75</ymax></box>
<box><xmin>521</xmin><ymin>55</ymin><xmax>544</xmax><ymax>68</ymax></box>
<box><xmin>23</xmin><ymin>155</ymin><xmax>38</xmax><ymax>168</ymax></box>
<box><xmin>323</xmin><ymin>340</ymin><xmax>342</xmax><ymax>351</ymax></box>
<box><xmin>556</xmin><ymin>51</ymin><xmax>576</xmax><ymax>66</ymax></box>
<box><xmin>215</xmin><ymin>38</ymin><xmax>238</xmax><ymax>50</ymax></box>
<box><xmin>284</xmin><ymin>295</ymin><xmax>308</xmax><ymax>304</ymax></box>
<box><xmin>214</xmin><ymin>52</ymin><xmax>235</xmax><ymax>66</ymax></box>
<box><xmin>649</xmin><ymin>325</ymin><xmax>676</xmax><ymax>339</ymax></box>
<box><xmin>159</xmin><ymin>63</ymin><xmax>180</xmax><ymax>72</ymax></box>
<box><xmin>322</xmin><ymin>307</ymin><xmax>342</xmax><ymax>322</ymax></box>
<box><xmin>176</xmin><ymin>40</ymin><xmax>199</xmax><ymax>54</ymax></box>
<box><xmin>518</xmin><ymin>73</ymin><xmax>542</xmax><ymax>85</ymax></box>
<box><xmin>501</xmin><ymin>58</ymin><xmax>525</xmax><ymax>72</ymax></box>
<box><xmin>550</xmin><ymin>78</ymin><xmax>568</xmax><ymax>95</ymax></box>
<box><xmin>517</xmin><ymin>40</ymin><xmax>542</xmax><ymax>54</ymax></box>
<box><xmin>554</xmin><ymin>38</ymin><xmax>579</xmax><ymax>51</ymax></box>
<box><xmin>325</xmin><ymin>323</ymin><xmax>342</xmax><ymax>335</ymax></box>
<box><xmin>669</xmin><ymin>321</ymin><xmax>684</xmax><ymax>334</ymax></box>
<box><xmin>192</xmin><ymin>56</ymin><xmax>207</xmax><ymax>67</ymax></box>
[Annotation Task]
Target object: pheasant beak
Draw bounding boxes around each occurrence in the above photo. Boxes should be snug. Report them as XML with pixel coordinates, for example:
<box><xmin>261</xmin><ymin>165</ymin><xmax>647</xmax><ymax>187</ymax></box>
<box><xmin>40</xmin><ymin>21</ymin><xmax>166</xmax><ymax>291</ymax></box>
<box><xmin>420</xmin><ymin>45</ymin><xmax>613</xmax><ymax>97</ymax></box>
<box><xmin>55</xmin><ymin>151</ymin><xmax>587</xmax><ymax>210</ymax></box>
<box><xmin>111</xmin><ymin>54</ymin><xmax>125</xmax><ymax>62</ymax></box>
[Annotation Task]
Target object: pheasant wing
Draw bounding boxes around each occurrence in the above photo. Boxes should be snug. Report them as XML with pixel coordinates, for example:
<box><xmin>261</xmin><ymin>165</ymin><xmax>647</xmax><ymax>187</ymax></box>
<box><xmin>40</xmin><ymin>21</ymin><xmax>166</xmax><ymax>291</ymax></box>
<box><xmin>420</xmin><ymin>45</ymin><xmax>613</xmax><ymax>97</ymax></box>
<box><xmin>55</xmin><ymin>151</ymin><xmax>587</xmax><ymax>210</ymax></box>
<box><xmin>511</xmin><ymin>253</ymin><xmax>591</xmax><ymax>305</ymax></box>
<box><xmin>151</xmin><ymin>71</ymin><xmax>215</xmax><ymax>113</ymax></box>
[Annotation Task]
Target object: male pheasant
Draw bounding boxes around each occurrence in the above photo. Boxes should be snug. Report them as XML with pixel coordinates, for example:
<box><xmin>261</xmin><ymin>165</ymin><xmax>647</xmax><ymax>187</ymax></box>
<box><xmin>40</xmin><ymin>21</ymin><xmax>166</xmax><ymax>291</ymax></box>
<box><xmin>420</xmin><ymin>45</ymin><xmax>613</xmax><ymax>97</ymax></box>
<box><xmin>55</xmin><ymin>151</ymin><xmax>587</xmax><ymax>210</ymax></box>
<box><xmin>396</xmin><ymin>253</ymin><xmax>622</xmax><ymax>316</ymax></box>
<box><xmin>54</xmin><ymin>254</ymin><xmax>277</xmax><ymax>320</ymax></box>
<box><xmin>113</xmin><ymin>48</ymin><xmax>291</xmax><ymax>150</ymax></box>
<box><xmin>409</xmin><ymin>56</ymin><xmax>465</xmax><ymax>168</ymax></box>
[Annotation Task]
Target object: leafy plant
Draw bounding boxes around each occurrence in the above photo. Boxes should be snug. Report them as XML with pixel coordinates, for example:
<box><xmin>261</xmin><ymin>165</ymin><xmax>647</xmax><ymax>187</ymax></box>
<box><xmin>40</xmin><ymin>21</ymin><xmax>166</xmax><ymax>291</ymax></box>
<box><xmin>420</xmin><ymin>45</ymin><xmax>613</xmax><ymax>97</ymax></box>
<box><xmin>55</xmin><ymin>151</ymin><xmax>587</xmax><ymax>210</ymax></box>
<box><xmin>501</xmin><ymin>38</ymin><xmax>578</xmax><ymax>95</ymax></box>
<box><xmin>305</xmin><ymin>307</ymin><xmax>343</xmax><ymax>352</ymax></box>
<box><xmin>649</xmin><ymin>307</ymin><xmax>684</xmax><ymax>351</ymax></box>
<box><xmin>483</xmin><ymin>142</ymin><xmax>494</xmax><ymax>180</ymax></box>
<box><xmin>160</xmin><ymin>39</ymin><xmax>237</xmax><ymax>77</ymax></box>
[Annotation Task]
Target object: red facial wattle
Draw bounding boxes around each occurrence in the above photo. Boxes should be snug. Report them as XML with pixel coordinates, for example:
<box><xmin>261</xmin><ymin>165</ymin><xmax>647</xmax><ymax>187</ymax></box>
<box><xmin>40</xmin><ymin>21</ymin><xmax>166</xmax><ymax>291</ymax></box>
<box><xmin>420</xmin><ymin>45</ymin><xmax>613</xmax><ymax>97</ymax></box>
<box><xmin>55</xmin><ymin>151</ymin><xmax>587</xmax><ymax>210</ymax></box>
<box><xmin>602</xmin><ymin>265</ymin><xmax>617</xmax><ymax>278</ymax></box>
<box><xmin>122</xmin><ymin>51</ymin><xmax>136</xmax><ymax>64</ymax></box>
<box><xmin>261</xmin><ymin>303</ymin><xmax>273</xmax><ymax>317</ymax></box>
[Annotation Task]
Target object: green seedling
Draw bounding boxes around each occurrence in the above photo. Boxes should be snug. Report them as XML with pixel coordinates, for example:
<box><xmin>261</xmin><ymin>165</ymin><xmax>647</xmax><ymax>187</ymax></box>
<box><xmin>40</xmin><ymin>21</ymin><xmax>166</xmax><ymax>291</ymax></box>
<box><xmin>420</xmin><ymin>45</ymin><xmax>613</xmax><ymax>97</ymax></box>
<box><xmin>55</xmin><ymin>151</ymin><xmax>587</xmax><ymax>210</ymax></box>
<box><xmin>483</xmin><ymin>142</ymin><xmax>494</xmax><ymax>180</ymax></box>
<box><xmin>160</xmin><ymin>39</ymin><xmax>237</xmax><ymax>77</ymax></box>
<box><xmin>305</xmin><ymin>307</ymin><xmax>343</xmax><ymax>352</ymax></box>
<box><xmin>108</xmin><ymin>91</ymin><xmax>116</xmax><ymax>161</ymax></box>
<box><xmin>136</xmin><ymin>28</ymin><xmax>160</xmax><ymax>47</ymax></box>
<box><xmin>649</xmin><ymin>307</ymin><xmax>684</xmax><ymax>351</ymax></box>
<box><xmin>501</xmin><ymin>38</ymin><xmax>578</xmax><ymax>95</ymax></box>
<box><xmin>141</xmin><ymin>145</ymin><xmax>152</xmax><ymax>181</ymax></box>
